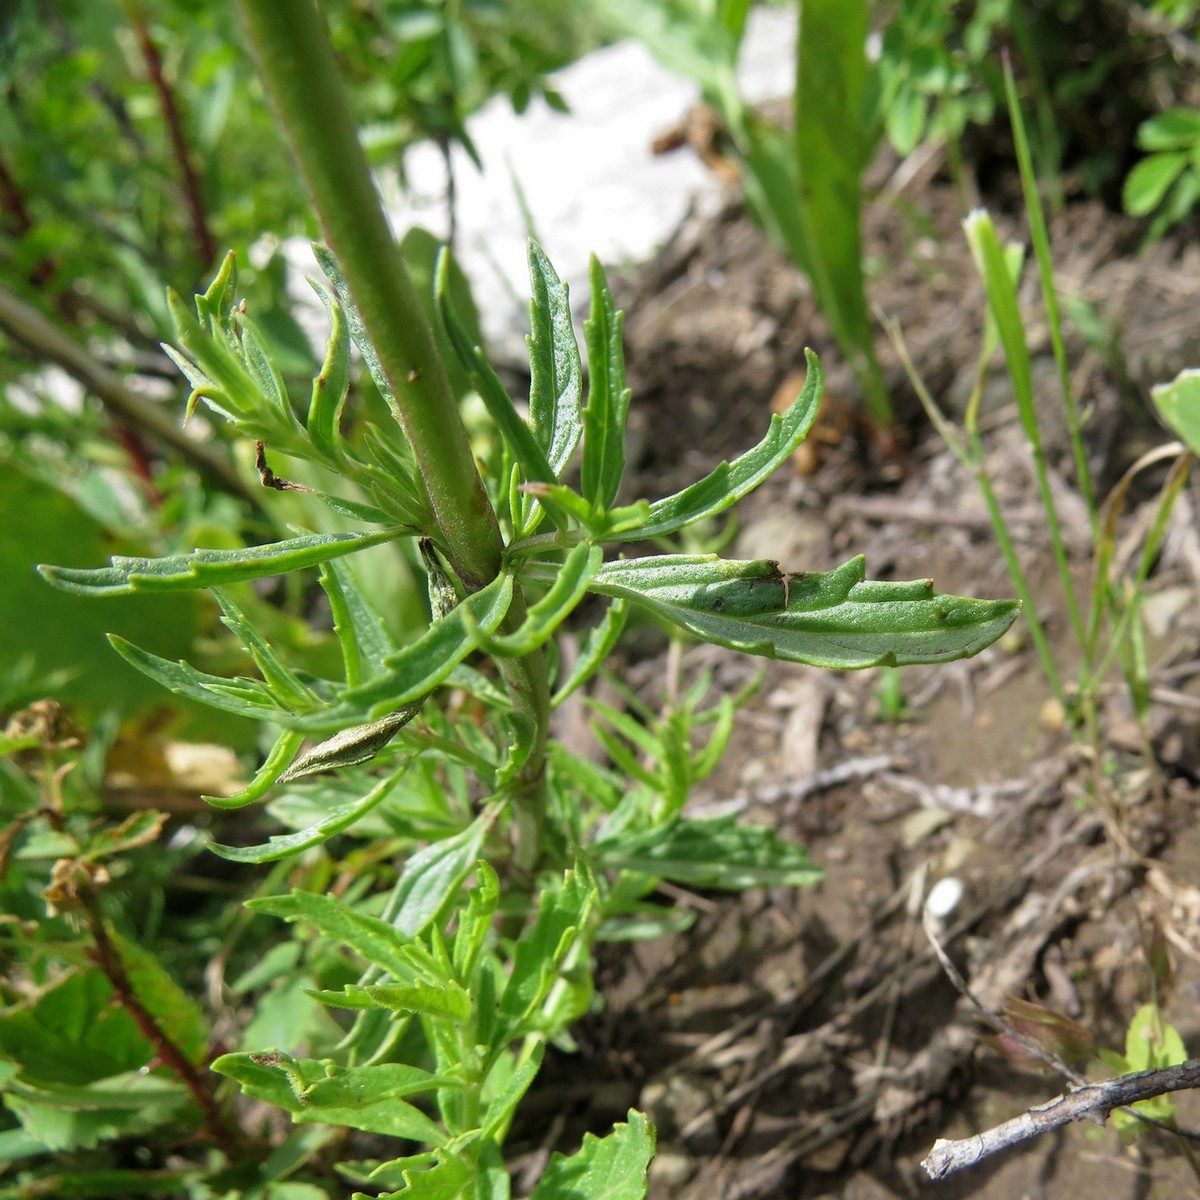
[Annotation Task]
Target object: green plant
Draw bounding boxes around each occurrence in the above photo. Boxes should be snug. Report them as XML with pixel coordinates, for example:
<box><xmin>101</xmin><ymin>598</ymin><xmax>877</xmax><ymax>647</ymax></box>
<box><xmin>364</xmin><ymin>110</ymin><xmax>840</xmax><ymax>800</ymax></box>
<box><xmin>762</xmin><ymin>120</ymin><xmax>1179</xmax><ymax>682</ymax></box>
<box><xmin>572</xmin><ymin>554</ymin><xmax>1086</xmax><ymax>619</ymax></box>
<box><xmin>17</xmin><ymin>2</ymin><xmax>1020</xmax><ymax>1194</ymax></box>
<box><xmin>894</xmin><ymin>60</ymin><xmax>1191</xmax><ymax>743</ymax></box>
<box><xmin>1123</xmin><ymin>107</ymin><xmax>1200</xmax><ymax>239</ymax></box>
<box><xmin>592</xmin><ymin>0</ymin><xmax>893</xmax><ymax>426</ymax></box>
<box><xmin>1097</xmin><ymin>1003</ymin><xmax>1189</xmax><ymax>1140</ymax></box>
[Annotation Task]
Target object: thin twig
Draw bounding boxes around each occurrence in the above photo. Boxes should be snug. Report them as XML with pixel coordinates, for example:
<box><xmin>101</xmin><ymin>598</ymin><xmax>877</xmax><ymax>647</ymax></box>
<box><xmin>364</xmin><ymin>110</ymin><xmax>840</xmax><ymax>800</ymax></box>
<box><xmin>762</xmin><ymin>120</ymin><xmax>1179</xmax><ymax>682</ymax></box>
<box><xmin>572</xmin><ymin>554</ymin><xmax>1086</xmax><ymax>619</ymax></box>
<box><xmin>923</xmin><ymin>1061</ymin><xmax>1200</xmax><ymax>1181</ymax></box>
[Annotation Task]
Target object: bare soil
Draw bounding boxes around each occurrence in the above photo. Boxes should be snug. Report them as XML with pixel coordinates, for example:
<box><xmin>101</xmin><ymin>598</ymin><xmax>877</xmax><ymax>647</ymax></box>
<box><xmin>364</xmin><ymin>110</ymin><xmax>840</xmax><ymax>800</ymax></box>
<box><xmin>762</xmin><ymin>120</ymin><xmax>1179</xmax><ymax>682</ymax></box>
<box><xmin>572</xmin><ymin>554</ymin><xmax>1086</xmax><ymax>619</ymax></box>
<box><xmin>513</xmin><ymin>148</ymin><xmax>1200</xmax><ymax>1198</ymax></box>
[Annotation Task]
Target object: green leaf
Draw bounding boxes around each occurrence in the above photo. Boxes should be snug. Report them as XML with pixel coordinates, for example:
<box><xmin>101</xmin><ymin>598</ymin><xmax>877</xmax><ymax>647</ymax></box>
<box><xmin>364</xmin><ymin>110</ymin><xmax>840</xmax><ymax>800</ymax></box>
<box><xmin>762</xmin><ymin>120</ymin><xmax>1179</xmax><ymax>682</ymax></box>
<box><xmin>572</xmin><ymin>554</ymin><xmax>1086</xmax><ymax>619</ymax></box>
<box><xmin>359</xmin><ymin>981</ymin><xmax>472</xmax><ymax>1022</ymax></box>
<box><xmin>212</xmin><ymin>1051</ymin><xmax>446</xmax><ymax>1143</ymax></box>
<box><xmin>551</xmin><ymin>599</ymin><xmax>628</xmax><ymax>706</ymax></box>
<box><xmin>495</xmin><ymin>858</ymin><xmax>597</xmax><ymax>1045</ymax></box>
<box><xmin>595</xmin><ymin>814</ymin><xmax>823</xmax><ymax>889</ymax></box>
<box><xmin>306</xmin><ymin>282</ymin><xmax>351</xmax><ymax>462</ymax></box>
<box><xmin>481</xmin><ymin>1041</ymin><xmax>544</xmax><ymax>1142</ymax></box>
<box><xmin>247</xmin><ymin>890</ymin><xmax>439</xmax><ymax>982</ymax></box>
<box><xmin>1137</xmin><ymin>107</ymin><xmax>1200</xmax><ymax>151</ymax></box>
<box><xmin>1151</xmin><ymin>367</ymin><xmax>1200</xmax><ymax>455</ymax></box>
<box><xmin>452</xmin><ymin>861</ymin><xmax>500</xmax><ymax>982</ymax></box>
<box><xmin>527</xmin><ymin>241</ymin><xmax>584</xmax><ymax>475</ymax></box>
<box><xmin>581</xmin><ymin>255</ymin><xmax>633</xmax><ymax>511</ymax></box>
<box><xmin>213</xmin><ymin>590</ymin><xmax>320</xmax><ymax>712</ymax></box>
<box><xmin>210</xmin><ymin>764</ymin><xmax>410</xmax><ymax>861</ymax></box>
<box><xmin>466</xmin><ymin>543</ymin><xmax>601</xmax><ymax>657</ymax></box>
<box><xmin>38</xmin><ymin>529</ymin><xmax>404</xmax><ymax>596</ymax></box>
<box><xmin>435</xmin><ymin>248</ymin><xmax>558</xmax><ymax>491</ymax></box>
<box><xmin>388</xmin><ymin>815</ymin><xmax>491</xmax><ymax>938</ymax></box>
<box><xmin>313</xmin><ymin>243</ymin><xmax>393</xmax><ymax>408</ymax></box>
<box><xmin>319</xmin><ymin>558</ymin><xmax>397</xmax><ymax>689</ymax></box>
<box><xmin>589</xmin><ymin>553</ymin><xmax>1020</xmax><ymax>668</ymax></box>
<box><xmin>1123</xmin><ymin>151</ymin><xmax>1190</xmax><ymax>216</ymax></box>
<box><xmin>107</xmin><ymin>636</ymin><xmax>288</xmax><ymax>722</ymax></box>
<box><xmin>291</xmin><ymin>573</ymin><xmax>514</xmax><ymax>731</ymax></box>
<box><xmin>529</xmin><ymin>1109</ymin><xmax>656</xmax><ymax>1200</ymax></box>
<box><xmin>107</xmin><ymin>930</ymin><xmax>209</xmax><ymax>1066</ymax></box>
<box><xmin>630</xmin><ymin>351</ymin><xmax>823</xmax><ymax>540</ymax></box>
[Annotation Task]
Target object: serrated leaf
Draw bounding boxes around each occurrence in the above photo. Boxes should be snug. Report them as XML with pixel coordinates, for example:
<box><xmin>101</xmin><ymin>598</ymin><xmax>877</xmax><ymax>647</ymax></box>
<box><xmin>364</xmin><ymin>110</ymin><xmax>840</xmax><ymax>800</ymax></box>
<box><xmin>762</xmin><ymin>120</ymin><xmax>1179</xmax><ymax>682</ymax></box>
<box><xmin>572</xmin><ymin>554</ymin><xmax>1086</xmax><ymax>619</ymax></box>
<box><xmin>108</xmin><ymin>929</ymin><xmax>208</xmax><ymax>1066</ymax></box>
<box><xmin>39</xmin><ymin>529</ymin><xmax>404</xmax><ymax>596</ymax></box>
<box><xmin>210</xmin><ymin>765</ymin><xmax>409</xmax><ymax>862</ymax></box>
<box><xmin>589</xmin><ymin>553</ymin><xmax>1020</xmax><ymax>668</ymax></box>
<box><xmin>581</xmin><ymin>255</ymin><xmax>633</xmax><ymax>511</ymax></box>
<box><xmin>595</xmin><ymin>814</ymin><xmax>822</xmax><ymax>889</ymax></box>
<box><xmin>466</xmin><ymin>543</ymin><xmax>601</xmax><ymax>656</ymax></box>
<box><xmin>629</xmin><ymin>350</ymin><xmax>823</xmax><ymax>540</ymax></box>
<box><xmin>527</xmin><ymin>241</ymin><xmax>584</xmax><ymax>475</ymax></box>
<box><xmin>313</xmin><ymin>242</ymin><xmax>394</xmax><ymax>407</ymax></box>
<box><xmin>360</xmin><ymin>981</ymin><xmax>472</xmax><ymax>1022</ymax></box>
<box><xmin>452</xmin><ymin>861</ymin><xmax>500</xmax><ymax>981</ymax></box>
<box><xmin>213</xmin><ymin>590</ymin><xmax>320</xmax><ymax>712</ymax></box>
<box><xmin>212</xmin><ymin>1051</ymin><xmax>446</xmax><ymax>1143</ymax></box>
<box><xmin>529</xmin><ymin>1109</ymin><xmax>655</xmax><ymax>1200</ymax></box>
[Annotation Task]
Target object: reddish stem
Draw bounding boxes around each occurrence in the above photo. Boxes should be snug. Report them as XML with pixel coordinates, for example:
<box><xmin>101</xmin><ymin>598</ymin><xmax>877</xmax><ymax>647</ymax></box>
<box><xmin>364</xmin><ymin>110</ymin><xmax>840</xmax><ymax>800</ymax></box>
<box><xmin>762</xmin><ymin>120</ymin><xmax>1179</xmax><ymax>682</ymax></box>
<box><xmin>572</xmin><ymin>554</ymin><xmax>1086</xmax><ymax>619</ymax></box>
<box><xmin>126</xmin><ymin>3</ymin><xmax>217</xmax><ymax>270</ymax></box>
<box><xmin>81</xmin><ymin>892</ymin><xmax>241</xmax><ymax>1160</ymax></box>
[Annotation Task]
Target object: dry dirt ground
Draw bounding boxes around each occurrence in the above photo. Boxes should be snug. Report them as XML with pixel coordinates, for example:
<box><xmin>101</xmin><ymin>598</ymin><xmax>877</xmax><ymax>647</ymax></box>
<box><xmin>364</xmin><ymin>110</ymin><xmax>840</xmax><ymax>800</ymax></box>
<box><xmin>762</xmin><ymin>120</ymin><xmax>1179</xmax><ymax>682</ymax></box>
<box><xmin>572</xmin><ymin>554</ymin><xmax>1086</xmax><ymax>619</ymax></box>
<box><xmin>510</xmin><ymin>148</ymin><xmax>1200</xmax><ymax>1198</ymax></box>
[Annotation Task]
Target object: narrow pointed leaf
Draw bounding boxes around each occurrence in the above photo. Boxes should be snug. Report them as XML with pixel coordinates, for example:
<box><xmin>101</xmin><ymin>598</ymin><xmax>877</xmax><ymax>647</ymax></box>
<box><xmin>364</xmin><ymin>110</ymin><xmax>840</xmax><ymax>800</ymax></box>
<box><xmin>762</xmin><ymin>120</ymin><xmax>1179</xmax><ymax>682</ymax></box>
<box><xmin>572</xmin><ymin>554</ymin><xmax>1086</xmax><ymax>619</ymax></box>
<box><xmin>582</xmin><ymin>255</ymin><xmax>633</xmax><ymax>510</ymax></box>
<box><xmin>465</xmin><ymin>543</ymin><xmax>601</xmax><ymax>657</ymax></box>
<box><xmin>39</xmin><ymin>529</ymin><xmax>404</xmax><ymax>596</ymax></box>
<box><xmin>590</xmin><ymin>553</ymin><xmax>1020</xmax><ymax>668</ymax></box>
<box><xmin>306</xmin><ymin>278</ymin><xmax>352</xmax><ymax>461</ymax></box>
<box><xmin>552</xmin><ymin>598</ymin><xmax>628</xmax><ymax>706</ymax></box>
<box><xmin>289</xmin><ymin>574</ymin><xmax>514</xmax><ymax>732</ymax></box>
<box><xmin>205</xmin><ymin>728</ymin><xmax>305</xmax><ymax>809</ymax></box>
<box><xmin>435</xmin><ymin>249</ymin><xmax>558</xmax><ymax>489</ymax></box>
<box><xmin>527</xmin><ymin>241</ymin><xmax>584</xmax><ymax>474</ymax></box>
<box><xmin>107</xmin><ymin>636</ymin><xmax>288</xmax><ymax>721</ymax></box>
<box><xmin>212</xmin><ymin>590</ymin><xmax>320</xmax><ymax>712</ymax></box>
<box><xmin>210</xmin><ymin>766</ymin><xmax>409</xmax><ymax>862</ymax></box>
<box><xmin>630</xmin><ymin>350</ymin><xmax>823</xmax><ymax>540</ymax></box>
<box><xmin>320</xmin><ymin>558</ymin><xmax>397</xmax><ymax>687</ymax></box>
<box><xmin>482</xmin><ymin>1041</ymin><xmax>545</xmax><ymax>1141</ymax></box>
<box><xmin>313</xmin><ymin>242</ymin><xmax>393</xmax><ymax>406</ymax></box>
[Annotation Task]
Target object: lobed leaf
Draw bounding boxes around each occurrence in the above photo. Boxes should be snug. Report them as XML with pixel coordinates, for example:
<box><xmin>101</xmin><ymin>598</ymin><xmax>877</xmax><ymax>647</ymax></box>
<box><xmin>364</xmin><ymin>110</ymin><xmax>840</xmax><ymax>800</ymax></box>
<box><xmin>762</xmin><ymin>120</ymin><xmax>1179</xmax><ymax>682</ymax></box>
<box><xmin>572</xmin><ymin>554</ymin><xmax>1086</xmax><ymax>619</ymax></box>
<box><xmin>629</xmin><ymin>350</ymin><xmax>823</xmax><ymax>540</ymax></box>
<box><xmin>39</xmin><ymin>529</ymin><xmax>404</xmax><ymax>596</ymax></box>
<box><xmin>589</xmin><ymin>553</ymin><xmax>1020</xmax><ymax>668</ymax></box>
<box><xmin>528</xmin><ymin>1109</ymin><xmax>656</xmax><ymax>1200</ymax></box>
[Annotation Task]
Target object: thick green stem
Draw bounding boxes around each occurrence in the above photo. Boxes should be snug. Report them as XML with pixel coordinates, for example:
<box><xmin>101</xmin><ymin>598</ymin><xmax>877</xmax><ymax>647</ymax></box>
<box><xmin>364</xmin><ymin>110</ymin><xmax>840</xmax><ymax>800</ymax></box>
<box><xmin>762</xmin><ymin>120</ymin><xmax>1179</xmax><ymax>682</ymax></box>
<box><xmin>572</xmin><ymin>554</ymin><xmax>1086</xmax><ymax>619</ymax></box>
<box><xmin>236</xmin><ymin>0</ymin><xmax>500</xmax><ymax>590</ymax></box>
<box><xmin>237</xmin><ymin>0</ymin><xmax>551</xmax><ymax>865</ymax></box>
